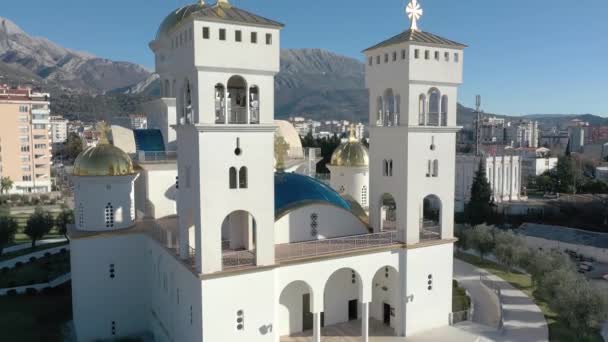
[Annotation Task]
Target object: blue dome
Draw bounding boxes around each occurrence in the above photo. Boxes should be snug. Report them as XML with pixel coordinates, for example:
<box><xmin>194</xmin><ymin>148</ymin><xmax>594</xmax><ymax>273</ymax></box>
<box><xmin>275</xmin><ymin>172</ymin><xmax>352</xmax><ymax>218</ymax></box>
<box><xmin>133</xmin><ymin>129</ymin><xmax>165</xmax><ymax>152</ymax></box>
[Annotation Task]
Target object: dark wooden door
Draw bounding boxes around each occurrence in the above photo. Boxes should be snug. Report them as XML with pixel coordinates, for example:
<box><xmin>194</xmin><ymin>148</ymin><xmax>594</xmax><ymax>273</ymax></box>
<box><xmin>303</xmin><ymin>294</ymin><xmax>313</xmax><ymax>331</ymax></box>
<box><xmin>383</xmin><ymin>303</ymin><xmax>391</xmax><ymax>325</ymax></box>
<box><xmin>348</xmin><ymin>299</ymin><xmax>358</xmax><ymax>321</ymax></box>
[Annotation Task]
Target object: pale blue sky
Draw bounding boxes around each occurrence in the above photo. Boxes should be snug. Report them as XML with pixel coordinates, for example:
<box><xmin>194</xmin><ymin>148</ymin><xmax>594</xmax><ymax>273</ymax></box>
<box><xmin>3</xmin><ymin>0</ymin><xmax>607</xmax><ymax>116</ymax></box>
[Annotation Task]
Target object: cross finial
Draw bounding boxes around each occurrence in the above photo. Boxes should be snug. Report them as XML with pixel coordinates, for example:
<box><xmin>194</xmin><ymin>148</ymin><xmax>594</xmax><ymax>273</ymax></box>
<box><xmin>406</xmin><ymin>0</ymin><xmax>423</xmax><ymax>31</ymax></box>
<box><xmin>96</xmin><ymin>121</ymin><xmax>111</xmax><ymax>145</ymax></box>
<box><xmin>348</xmin><ymin>124</ymin><xmax>357</xmax><ymax>142</ymax></box>
<box><xmin>274</xmin><ymin>134</ymin><xmax>290</xmax><ymax>172</ymax></box>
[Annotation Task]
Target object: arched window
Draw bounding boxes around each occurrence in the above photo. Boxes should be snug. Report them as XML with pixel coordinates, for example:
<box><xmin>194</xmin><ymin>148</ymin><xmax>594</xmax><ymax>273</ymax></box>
<box><xmin>229</xmin><ymin>167</ymin><xmax>237</xmax><ymax>189</ymax></box>
<box><xmin>384</xmin><ymin>89</ymin><xmax>396</xmax><ymax>127</ymax></box>
<box><xmin>433</xmin><ymin>160</ymin><xmax>439</xmax><ymax>177</ymax></box>
<box><xmin>376</xmin><ymin>96</ymin><xmax>384</xmax><ymax>126</ymax></box>
<box><xmin>427</xmin><ymin>160</ymin><xmax>432</xmax><ymax>177</ymax></box>
<box><xmin>249</xmin><ymin>86</ymin><xmax>259</xmax><ymax>124</ymax></box>
<box><xmin>383</xmin><ymin>160</ymin><xmax>389</xmax><ymax>176</ymax></box>
<box><xmin>428</xmin><ymin>88</ymin><xmax>440</xmax><ymax>126</ymax></box>
<box><xmin>418</xmin><ymin>94</ymin><xmax>426</xmax><ymax>126</ymax></box>
<box><xmin>227</xmin><ymin>76</ymin><xmax>247</xmax><ymax>124</ymax></box>
<box><xmin>183</xmin><ymin>81</ymin><xmax>193</xmax><ymax>124</ymax></box>
<box><xmin>389</xmin><ymin>160</ymin><xmax>394</xmax><ymax>176</ymax></box>
<box><xmin>105</xmin><ymin>203</ymin><xmax>114</xmax><ymax>229</ymax></box>
<box><xmin>440</xmin><ymin>95</ymin><xmax>448</xmax><ymax>126</ymax></box>
<box><xmin>239</xmin><ymin>167</ymin><xmax>248</xmax><ymax>189</ymax></box>
<box><xmin>361</xmin><ymin>185</ymin><xmax>368</xmax><ymax>206</ymax></box>
<box><xmin>421</xmin><ymin>195</ymin><xmax>442</xmax><ymax>241</ymax></box>
<box><xmin>215</xmin><ymin>83</ymin><xmax>226</xmax><ymax>124</ymax></box>
<box><xmin>395</xmin><ymin>94</ymin><xmax>401</xmax><ymax>126</ymax></box>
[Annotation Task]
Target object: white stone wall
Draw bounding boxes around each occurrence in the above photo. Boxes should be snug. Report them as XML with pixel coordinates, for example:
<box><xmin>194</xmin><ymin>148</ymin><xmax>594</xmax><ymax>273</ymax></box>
<box><xmin>274</xmin><ymin>203</ymin><xmax>368</xmax><ymax>244</ymax></box>
<box><xmin>134</xmin><ymin>165</ymin><xmax>177</xmax><ymax>219</ymax></box>
<box><xmin>73</xmin><ymin>174</ymin><xmax>138</xmax><ymax>231</ymax></box>
<box><xmin>328</xmin><ymin>165</ymin><xmax>369</xmax><ymax>208</ymax></box>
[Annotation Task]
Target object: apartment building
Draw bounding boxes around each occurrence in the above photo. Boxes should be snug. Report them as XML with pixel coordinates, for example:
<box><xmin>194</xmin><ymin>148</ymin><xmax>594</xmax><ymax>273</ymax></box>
<box><xmin>50</xmin><ymin>115</ymin><xmax>68</xmax><ymax>144</ymax></box>
<box><xmin>0</xmin><ymin>85</ymin><xmax>52</xmax><ymax>193</ymax></box>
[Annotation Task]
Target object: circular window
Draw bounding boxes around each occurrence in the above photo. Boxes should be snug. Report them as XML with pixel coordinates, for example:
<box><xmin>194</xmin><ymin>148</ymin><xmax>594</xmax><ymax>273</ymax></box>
<box><xmin>234</xmin><ymin>147</ymin><xmax>242</xmax><ymax>156</ymax></box>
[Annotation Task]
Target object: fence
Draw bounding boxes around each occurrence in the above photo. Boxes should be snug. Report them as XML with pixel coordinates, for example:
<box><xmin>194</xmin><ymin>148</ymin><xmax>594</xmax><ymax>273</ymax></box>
<box><xmin>276</xmin><ymin>231</ymin><xmax>400</xmax><ymax>262</ymax></box>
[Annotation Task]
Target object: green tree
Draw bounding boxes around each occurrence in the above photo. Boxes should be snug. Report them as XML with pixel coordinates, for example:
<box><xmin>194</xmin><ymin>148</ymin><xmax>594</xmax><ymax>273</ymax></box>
<box><xmin>0</xmin><ymin>215</ymin><xmax>18</xmax><ymax>255</ymax></box>
<box><xmin>469</xmin><ymin>224</ymin><xmax>495</xmax><ymax>260</ymax></box>
<box><xmin>55</xmin><ymin>209</ymin><xmax>74</xmax><ymax>241</ymax></box>
<box><xmin>494</xmin><ymin>230</ymin><xmax>528</xmax><ymax>272</ymax></box>
<box><xmin>466</xmin><ymin>160</ymin><xmax>493</xmax><ymax>225</ymax></box>
<box><xmin>24</xmin><ymin>207</ymin><xmax>54</xmax><ymax>248</ymax></box>
<box><xmin>0</xmin><ymin>177</ymin><xmax>13</xmax><ymax>194</ymax></box>
<box><xmin>556</xmin><ymin>155</ymin><xmax>576</xmax><ymax>193</ymax></box>
<box><xmin>64</xmin><ymin>132</ymin><xmax>85</xmax><ymax>161</ymax></box>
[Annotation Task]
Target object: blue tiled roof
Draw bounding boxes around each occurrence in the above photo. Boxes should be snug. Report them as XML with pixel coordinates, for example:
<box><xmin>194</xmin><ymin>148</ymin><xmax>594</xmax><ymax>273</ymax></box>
<box><xmin>275</xmin><ymin>172</ymin><xmax>352</xmax><ymax>218</ymax></box>
<box><xmin>133</xmin><ymin>129</ymin><xmax>165</xmax><ymax>152</ymax></box>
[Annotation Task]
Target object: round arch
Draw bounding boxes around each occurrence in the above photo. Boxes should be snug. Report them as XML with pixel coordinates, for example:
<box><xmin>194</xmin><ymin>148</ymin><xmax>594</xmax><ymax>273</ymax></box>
<box><xmin>379</xmin><ymin>193</ymin><xmax>397</xmax><ymax>231</ymax></box>
<box><xmin>227</xmin><ymin>75</ymin><xmax>248</xmax><ymax>124</ymax></box>
<box><xmin>249</xmin><ymin>84</ymin><xmax>260</xmax><ymax>124</ymax></box>
<box><xmin>278</xmin><ymin>280</ymin><xmax>316</xmax><ymax>337</ymax></box>
<box><xmin>323</xmin><ymin>267</ymin><xmax>364</xmax><ymax>329</ymax></box>
<box><xmin>440</xmin><ymin>94</ymin><xmax>448</xmax><ymax>126</ymax></box>
<box><xmin>421</xmin><ymin>195</ymin><xmax>442</xmax><ymax>241</ymax></box>
<box><xmin>220</xmin><ymin>210</ymin><xmax>257</xmax><ymax>251</ymax></box>
<box><xmin>370</xmin><ymin>266</ymin><xmax>399</xmax><ymax>334</ymax></box>
<box><xmin>383</xmin><ymin>89</ymin><xmax>396</xmax><ymax>127</ymax></box>
<box><xmin>214</xmin><ymin>83</ymin><xmax>226</xmax><ymax>123</ymax></box>
<box><xmin>427</xmin><ymin>88</ymin><xmax>441</xmax><ymax>126</ymax></box>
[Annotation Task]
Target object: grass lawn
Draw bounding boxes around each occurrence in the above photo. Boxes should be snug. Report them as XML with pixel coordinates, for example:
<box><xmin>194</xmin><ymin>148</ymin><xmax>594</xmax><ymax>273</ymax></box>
<box><xmin>0</xmin><ymin>283</ymin><xmax>72</xmax><ymax>342</ymax></box>
<box><xmin>0</xmin><ymin>250</ymin><xmax>70</xmax><ymax>288</ymax></box>
<box><xmin>455</xmin><ymin>251</ymin><xmax>604</xmax><ymax>342</ymax></box>
<box><xmin>0</xmin><ymin>241</ymin><xmax>68</xmax><ymax>262</ymax></box>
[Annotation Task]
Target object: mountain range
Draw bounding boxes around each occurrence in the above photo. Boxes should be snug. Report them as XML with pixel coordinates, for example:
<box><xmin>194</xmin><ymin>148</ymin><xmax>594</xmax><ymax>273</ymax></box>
<box><xmin>1</xmin><ymin>16</ymin><xmax>606</xmax><ymax>128</ymax></box>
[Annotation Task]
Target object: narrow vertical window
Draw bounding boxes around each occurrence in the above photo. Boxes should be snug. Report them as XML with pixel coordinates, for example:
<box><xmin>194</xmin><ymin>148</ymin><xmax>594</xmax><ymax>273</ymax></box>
<box><xmin>389</xmin><ymin>160</ymin><xmax>393</xmax><ymax>176</ymax></box>
<box><xmin>433</xmin><ymin>160</ymin><xmax>439</xmax><ymax>177</ymax></box>
<box><xmin>265</xmin><ymin>33</ymin><xmax>272</xmax><ymax>45</ymax></box>
<box><xmin>392</xmin><ymin>51</ymin><xmax>397</xmax><ymax>61</ymax></box>
<box><xmin>235</xmin><ymin>30</ymin><xmax>242</xmax><ymax>42</ymax></box>
<box><xmin>368</xmin><ymin>57</ymin><xmax>373</xmax><ymax>66</ymax></box>
<box><xmin>251</xmin><ymin>32</ymin><xmax>258</xmax><ymax>43</ymax></box>
<box><xmin>203</xmin><ymin>27</ymin><xmax>210</xmax><ymax>39</ymax></box>
<box><xmin>425</xmin><ymin>50</ymin><xmax>430</xmax><ymax>60</ymax></box>
<box><xmin>434</xmin><ymin>51</ymin><xmax>440</xmax><ymax>60</ymax></box>
<box><xmin>239</xmin><ymin>167</ymin><xmax>248</xmax><ymax>189</ymax></box>
<box><xmin>444</xmin><ymin>52</ymin><xmax>450</xmax><ymax>61</ymax></box>
<box><xmin>454</xmin><ymin>53</ymin><xmax>460</xmax><ymax>62</ymax></box>
<box><xmin>427</xmin><ymin>160</ymin><xmax>432</xmax><ymax>177</ymax></box>
<box><xmin>219</xmin><ymin>28</ymin><xmax>226</xmax><ymax>41</ymax></box>
<box><xmin>105</xmin><ymin>203</ymin><xmax>114</xmax><ymax>228</ymax></box>
<box><xmin>414</xmin><ymin>49</ymin><xmax>420</xmax><ymax>59</ymax></box>
<box><xmin>229</xmin><ymin>167</ymin><xmax>237</xmax><ymax>189</ymax></box>
<box><xmin>384</xmin><ymin>53</ymin><xmax>389</xmax><ymax>63</ymax></box>
<box><xmin>401</xmin><ymin>49</ymin><xmax>407</xmax><ymax>59</ymax></box>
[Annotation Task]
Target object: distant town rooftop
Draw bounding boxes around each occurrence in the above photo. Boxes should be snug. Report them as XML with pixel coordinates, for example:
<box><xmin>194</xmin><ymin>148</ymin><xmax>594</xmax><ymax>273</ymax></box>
<box><xmin>520</xmin><ymin>223</ymin><xmax>608</xmax><ymax>249</ymax></box>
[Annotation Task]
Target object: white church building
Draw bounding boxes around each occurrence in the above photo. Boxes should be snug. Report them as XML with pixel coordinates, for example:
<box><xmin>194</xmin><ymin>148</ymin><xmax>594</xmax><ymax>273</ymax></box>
<box><xmin>69</xmin><ymin>1</ymin><xmax>467</xmax><ymax>341</ymax></box>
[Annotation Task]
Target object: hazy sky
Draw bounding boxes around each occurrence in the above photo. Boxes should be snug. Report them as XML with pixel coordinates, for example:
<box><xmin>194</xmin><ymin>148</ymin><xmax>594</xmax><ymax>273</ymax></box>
<box><xmin>3</xmin><ymin>0</ymin><xmax>607</xmax><ymax>116</ymax></box>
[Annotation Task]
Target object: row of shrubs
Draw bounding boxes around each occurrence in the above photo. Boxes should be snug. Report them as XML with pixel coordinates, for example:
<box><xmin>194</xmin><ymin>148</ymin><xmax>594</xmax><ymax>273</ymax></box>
<box><xmin>0</xmin><ymin>248</ymin><xmax>69</xmax><ymax>288</ymax></box>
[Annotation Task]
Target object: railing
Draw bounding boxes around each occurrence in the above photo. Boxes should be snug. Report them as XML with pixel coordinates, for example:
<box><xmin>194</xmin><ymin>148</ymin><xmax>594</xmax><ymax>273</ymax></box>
<box><xmin>136</xmin><ymin>151</ymin><xmax>178</xmax><ymax>163</ymax></box>
<box><xmin>449</xmin><ymin>310</ymin><xmax>472</xmax><ymax>325</ymax></box>
<box><xmin>223</xmin><ymin>249</ymin><xmax>256</xmax><ymax>269</ymax></box>
<box><xmin>276</xmin><ymin>231</ymin><xmax>400</xmax><ymax>262</ymax></box>
<box><xmin>420</xmin><ymin>221</ymin><xmax>441</xmax><ymax>241</ymax></box>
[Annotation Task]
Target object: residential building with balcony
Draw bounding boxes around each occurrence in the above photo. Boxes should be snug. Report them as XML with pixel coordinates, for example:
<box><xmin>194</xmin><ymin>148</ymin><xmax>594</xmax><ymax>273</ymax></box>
<box><xmin>50</xmin><ymin>115</ymin><xmax>68</xmax><ymax>144</ymax></box>
<box><xmin>0</xmin><ymin>85</ymin><xmax>52</xmax><ymax>193</ymax></box>
<box><xmin>69</xmin><ymin>1</ymin><xmax>468</xmax><ymax>342</ymax></box>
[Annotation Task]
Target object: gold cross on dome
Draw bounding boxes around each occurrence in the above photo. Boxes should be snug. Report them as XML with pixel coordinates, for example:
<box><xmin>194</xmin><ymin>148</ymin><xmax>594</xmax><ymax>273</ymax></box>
<box><xmin>348</xmin><ymin>124</ymin><xmax>357</xmax><ymax>141</ymax></box>
<box><xmin>96</xmin><ymin>121</ymin><xmax>111</xmax><ymax>145</ymax></box>
<box><xmin>406</xmin><ymin>0</ymin><xmax>423</xmax><ymax>31</ymax></box>
<box><xmin>274</xmin><ymin>134</ymin><xmax>290</xmax><ymax>171</ymax></box>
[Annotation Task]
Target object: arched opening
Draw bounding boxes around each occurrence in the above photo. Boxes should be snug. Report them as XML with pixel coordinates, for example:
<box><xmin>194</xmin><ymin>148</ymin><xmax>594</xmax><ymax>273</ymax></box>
<box><xmin>278</xmin><ymin>281</ymin><xmax>315</xmax><ymax>337</ymax></box>
<box><xmin>323</xmin><ymin>268</ymin><xmax>363</xmax><ymax>335</ymax></box>
<box><xmin>220</xmin><ymin>210</ymin><xmax>256</xmax><ymax>268</ymax></box>
<box><xmin>229</xmin><ymin>167</ymin><xmax>237</xmax><ymax>189</ymax></box>
<box><xmin>428</xmin><ymin>88</ymin><xmax>440</xmax><ymax>126</ymax></box>
<box><xmin>418</xmin><ymin>94</ymin><xmax>426</xmax><ymax>126</ymax></box>
<box><xmin>380</xmin><ymin>193</ymin><xmax>396</xmax><ymax>231</ymax></box>
<box><xmin>183</xmin><ymin>81</ymin><xmax>193</xmax><ymax>124</ymax></box>
<box><xmin>370</xmin><ymin>266</ymin><xmax>399</xmax><ymax>335</ymax></box>
<box><xmin>388</xmin><ymin>160</ymin><xmax>393</xmax><ymax>176</ymax></box>
<box><xmin>394</xmin><ymin>94</ymin><xmax>401</xmax><ymax>126</ymax></box>
<box><xmin>227</xmin><ymin>76</ymin><xmax>247</xmax><ymax>124</ymax></box>
<box><xmin>215</xmin><ymin>83</ymin><xmax>226</xmax><ymax>124</ymax></box>
<box><xmin>239</xmin><ymin>167</ymin><xmax>248</xmax><ymax>189</ymax></box>
<box><xmin>433</xmin><ymin>160</ymin><xmax>439</xmax><ymax>177</ymax></box>
<box><xmin>383</xmin><ymin>160</ymin><xmax>388</xmax><ymax>176</ymax></box>
<box><xmin>249</xmin><ymin>85</ymin><xmax>260</xmax><ymax>124</ymax></box>
<box><xmin>383</xmin><ymin>89</ymin><xmax>396</xmax><ymax>127</ymax></box>
<box><xmin>421</xmin><ymin>195</ymin><xmax>442</xmax><ymax>241</ymax></box>
<box><xmin>440</xmin><ymin>95</ymin><xmax>448</xmax><ymax>126</ymax></box>
<box><xmin>376</xmin><ymin>96</ymin><xmax>383</xmax><ymax>126</ymax></box>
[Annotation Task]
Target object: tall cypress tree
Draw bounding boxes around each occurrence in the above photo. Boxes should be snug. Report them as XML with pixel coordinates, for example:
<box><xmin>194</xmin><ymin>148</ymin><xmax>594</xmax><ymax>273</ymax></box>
<box><xmin>467</xmin><ymin>159</ymin><xmax>493</xmax><ymax>225</ymax></box>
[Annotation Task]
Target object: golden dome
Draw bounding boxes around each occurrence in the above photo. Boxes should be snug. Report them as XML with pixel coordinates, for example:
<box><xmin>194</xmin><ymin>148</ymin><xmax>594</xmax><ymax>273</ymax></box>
<box><xmin>330</xmin><ymin>127</ymin><xmax>369</xmax><ymax>167</ymax></box>
<box><xmin>73</xmin><ymin>144</ymin><xmax>135</xmax><ymax>177</ymax></box>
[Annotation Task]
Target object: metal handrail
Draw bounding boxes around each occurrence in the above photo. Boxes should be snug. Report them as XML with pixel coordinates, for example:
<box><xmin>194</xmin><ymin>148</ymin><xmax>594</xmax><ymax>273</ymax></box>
<box><xmin>276</xmin><ymin>231</ymin><xmax>400</xmax><ymax>262</ymax></box>
<box><xmin>223</xmin><ymin>249</ymin><xmax>256</xmax><ymax>269</ymax></box>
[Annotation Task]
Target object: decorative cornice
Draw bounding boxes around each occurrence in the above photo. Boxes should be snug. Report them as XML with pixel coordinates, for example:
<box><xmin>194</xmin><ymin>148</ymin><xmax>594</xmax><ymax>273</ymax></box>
<box><xmin>195</xmin><ymin>65</ymin><xmax>278</xmax><ymax>76</ymax></box>
<box><xmin>370</xmin><ymin>125</ymin><xmax>462</xmax><ymax>133</ymax></box>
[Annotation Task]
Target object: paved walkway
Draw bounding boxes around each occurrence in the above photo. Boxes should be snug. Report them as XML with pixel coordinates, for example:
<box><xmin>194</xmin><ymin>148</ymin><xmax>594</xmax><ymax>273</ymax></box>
<box><xmin>4</xmin><ymin>238</ymin><xmax>67</xmax><ymax>254</ymax></box>
<box><xmin>455</xmin><ymin>259</ymin><xmax>549</xmax><ymax>342</ymax></box>
<box><xmin>0</xmin><ymin>244</ymin><xmax>70</xmax><ymax>269</ymax></box>
<box><xmin>454</xmin><ymin>259</ymin><xmax>501</xmax><ymax>328</ymax></box>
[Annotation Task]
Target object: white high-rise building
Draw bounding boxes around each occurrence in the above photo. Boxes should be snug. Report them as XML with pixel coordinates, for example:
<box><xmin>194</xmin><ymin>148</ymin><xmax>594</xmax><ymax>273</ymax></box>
<box><xmin>69</xmin><ymin>1</ymin><xmax>471</xmax><ymax>341</ymax></box>
<box><xmin>49</xmin><ymin>115</ymin><xmax>68</xmax><ymax>144</ymax></box>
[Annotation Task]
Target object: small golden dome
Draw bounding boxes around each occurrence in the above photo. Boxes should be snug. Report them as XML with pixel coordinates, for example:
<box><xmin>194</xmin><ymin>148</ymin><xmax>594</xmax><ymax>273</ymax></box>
<box><xmin>330</xmin><ymin>127</ymin><xmax>369</xmax><ymax>167</ymax></box>
<box><xmin>73</xmin><ymin>144</ymin><xmax>135</xmax><ymax>177</ymax></box>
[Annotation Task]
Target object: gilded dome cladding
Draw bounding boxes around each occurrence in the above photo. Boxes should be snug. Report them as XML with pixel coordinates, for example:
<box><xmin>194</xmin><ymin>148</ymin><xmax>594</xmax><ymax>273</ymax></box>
<box><xmin>330</xmin><ymin>133</ymin><xmax>369</xmax><ymax>167</ymax></box>
<box><xmin>73</xmin><ymin>144</ymin><xmax>135</xmax><ymax>177</ymax></box>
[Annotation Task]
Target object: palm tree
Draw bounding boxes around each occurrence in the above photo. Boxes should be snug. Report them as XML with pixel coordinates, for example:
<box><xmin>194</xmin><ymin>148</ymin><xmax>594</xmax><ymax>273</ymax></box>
<box><xmin>0</xmin><ymin>177</ymin><xmax>13</xmax><ymax>194</ymax></box>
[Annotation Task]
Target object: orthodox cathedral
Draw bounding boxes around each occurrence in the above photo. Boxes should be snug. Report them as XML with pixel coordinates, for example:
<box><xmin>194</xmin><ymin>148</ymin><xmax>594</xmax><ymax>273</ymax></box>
<box><xmin>69</xmin><ymin>0</ymin><xmax>466</xmax><ymax>341</ymax></box>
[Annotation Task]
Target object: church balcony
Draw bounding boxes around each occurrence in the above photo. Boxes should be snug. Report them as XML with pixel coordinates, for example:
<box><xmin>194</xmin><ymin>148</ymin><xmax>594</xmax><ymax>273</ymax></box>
<box><xmin>134</xmin><ymin>151</ymin><xmax>177</xmax><ymax>164</ymax></box>
<box><xmin>275</xmin><ymin>231</ymin><xmax>401</xmax><ymax>262</ymax></box>
<box><xmin>420</xmin><ymin>220</ymin><xmax>441</xmax><ymax>241</ymax></box>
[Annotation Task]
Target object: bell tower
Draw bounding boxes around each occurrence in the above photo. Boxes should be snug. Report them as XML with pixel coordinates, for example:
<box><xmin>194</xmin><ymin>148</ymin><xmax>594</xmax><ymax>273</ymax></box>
<box><xmin>365</xmin><ymin>0</ymin><xmax>465</xmax><ymax>245</ymax></box>
<box><xmin>150</xmin><ymin>0</ymin><xmax>284</xmax><ymax>274</ymax></box>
